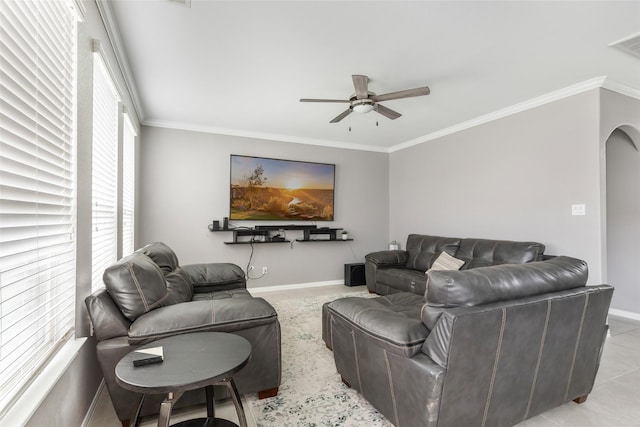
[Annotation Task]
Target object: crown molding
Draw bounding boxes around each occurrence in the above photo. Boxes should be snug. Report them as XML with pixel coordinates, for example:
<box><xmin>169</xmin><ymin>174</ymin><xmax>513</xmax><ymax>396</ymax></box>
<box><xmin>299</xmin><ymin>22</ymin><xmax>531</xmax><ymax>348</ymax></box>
<box><xmin>602</xmin><ymin>78</ymin><xmax>640</xmax><ymax>100</ymax></box>
<box><xmin>142</xmin><ymin>119</ymin><xmax>389</xmax><ymax>153</ymax></box>
<box><xmin>95</xmin><ymin>0</ymin><xmax>145</xmax><ymax>125</ymax></box>
<box><xmin>389</xmin><ymin>77</ymin><xmax>608</xmax><ymax>153</ymax></box>
<box><xmin>144</xmin><ymin>76</ymin><xmax>639</xmax><ymax>154</ymax></box>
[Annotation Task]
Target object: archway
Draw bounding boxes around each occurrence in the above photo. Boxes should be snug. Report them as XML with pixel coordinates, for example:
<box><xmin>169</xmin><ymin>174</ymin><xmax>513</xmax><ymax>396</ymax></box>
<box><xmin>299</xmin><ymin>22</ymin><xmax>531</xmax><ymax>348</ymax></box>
<box><xmin>605</xmin><ymin>127</ymin><xmax>640</xmax><ymax>314</ymax></box>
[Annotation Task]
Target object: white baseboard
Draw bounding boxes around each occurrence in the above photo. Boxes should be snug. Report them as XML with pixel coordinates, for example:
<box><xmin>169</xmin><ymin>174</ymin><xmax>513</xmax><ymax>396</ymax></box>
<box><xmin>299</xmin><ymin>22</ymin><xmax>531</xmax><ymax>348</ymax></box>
<box><xmin>81</xmin><ymin>380</ymin><xmax>105</xmax><ymax>427</ymax></box>
<box><xmin>609</xmin><ymin>308</ymin><xmax>640</xmax><ymax>322</ymax></box>
<box><xmin>248</xmin><ymin>280</ymin><xmax>344</xmax><ymax>293</ymax></box>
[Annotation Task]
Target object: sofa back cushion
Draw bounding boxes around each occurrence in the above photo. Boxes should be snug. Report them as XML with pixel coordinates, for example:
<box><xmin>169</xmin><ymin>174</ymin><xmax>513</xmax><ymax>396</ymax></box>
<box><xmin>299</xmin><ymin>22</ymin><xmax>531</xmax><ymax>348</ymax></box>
<box><xmin>136</xmin><ymin>242</ymin><xmax>179</xmax><ymax>274</ymax></box>
<box><xmin>103</xmin><ymin>253</ymin><xmax>169</xmax><ymax>321</ymax></box>
<box><xmin>422</xmin><ymin>256</ymin><xmax>588</xmax><ymax>330</ymax></box>
<box><xmin>456</xmin><ymin>238</ymin><xmax>545</xmax><ymax>270</ymax></box>
<box><xmin>164</xmin><ymin>267</ymin><xmax>194</xmax><ymax>305</ymax></box>
<box><xmin>405</xmin><ymin>234</ymin><xmax>461</xmax><ymax>272</ymax></box>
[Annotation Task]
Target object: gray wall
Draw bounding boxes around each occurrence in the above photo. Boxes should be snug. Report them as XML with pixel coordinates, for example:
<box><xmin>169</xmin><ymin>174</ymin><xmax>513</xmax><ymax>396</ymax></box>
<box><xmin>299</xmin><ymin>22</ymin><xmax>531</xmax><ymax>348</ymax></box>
<box><xmin>138</xmin><ymin>126</ymin><xmax>389</xmax><ymax>288</ymax></box>
<box><xmin>601</xmin><ymin>89</ymin><xmax>640</xmax><ymax>315</ymax></box>
<box><xmin>389</xmin><ymin>89</ymin><xmax>604</xmax><ymax>281</ymax></box>
<box><xmin>606</xmin><ymin>130</ymin><xmax>640</xmax><ymax>314</ymax></box>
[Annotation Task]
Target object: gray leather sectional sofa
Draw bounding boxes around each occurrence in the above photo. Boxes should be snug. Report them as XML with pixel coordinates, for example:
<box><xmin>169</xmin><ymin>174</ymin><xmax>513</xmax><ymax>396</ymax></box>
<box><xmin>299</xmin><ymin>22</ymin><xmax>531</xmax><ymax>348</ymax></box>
<box><xmin>322</xmin><ymin>234</ymin><xmax>613</xmax><ymax>427</ymax></box>
<box><xmin>85</xmin><ymin>242</ymin><xmax>281</xmax><ymax>426</ymax></box>
<box><xmin>365</xmin><ymin>234</ymin><xmax>546</xmax><ymax>295</ymax></box>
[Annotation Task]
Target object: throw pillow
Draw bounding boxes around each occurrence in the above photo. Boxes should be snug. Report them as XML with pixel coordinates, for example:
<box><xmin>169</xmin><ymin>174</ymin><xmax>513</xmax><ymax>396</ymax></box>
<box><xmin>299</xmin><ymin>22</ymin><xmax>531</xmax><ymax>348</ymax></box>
<box><xmin>427</xmin><ymin>251</ymin><xmax>465</xmax><ymax>273</ymax></box>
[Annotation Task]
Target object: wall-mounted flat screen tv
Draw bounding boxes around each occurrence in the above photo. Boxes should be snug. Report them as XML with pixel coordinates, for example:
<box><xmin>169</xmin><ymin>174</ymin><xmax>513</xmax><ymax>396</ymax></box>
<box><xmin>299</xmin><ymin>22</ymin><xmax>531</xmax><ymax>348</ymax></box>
<box><xmin>230</xmin><ymin>155</ymin><xmax>335</xmax><ymax>221</ymax></box>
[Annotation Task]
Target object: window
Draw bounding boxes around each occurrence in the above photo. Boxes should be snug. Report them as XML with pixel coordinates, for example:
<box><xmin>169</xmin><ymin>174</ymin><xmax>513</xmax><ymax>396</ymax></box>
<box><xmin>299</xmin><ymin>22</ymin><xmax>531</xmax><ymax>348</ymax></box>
<box><xmin>122</xmin><ymin>113</ymin><xmax>136</xmax><ymax>256</ymax></box>
<box><xmin>0</xmin><ymin>0</ymin><xmax>77</xmax><ymax>414</ymax></box>
<box><xmin>91</xmin><ymin>51</ymin><xmax>119</xmax><ymax>293</ymax></box>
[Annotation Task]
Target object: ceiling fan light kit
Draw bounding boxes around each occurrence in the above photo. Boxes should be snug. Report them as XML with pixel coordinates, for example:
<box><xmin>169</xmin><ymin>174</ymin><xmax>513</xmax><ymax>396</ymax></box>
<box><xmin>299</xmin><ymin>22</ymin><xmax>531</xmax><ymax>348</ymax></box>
<box><xmin>300</xmin><ymin>74</ymin><xmax>430</xmax><ymax>123</ymax></box>
<box><xmin>351</xmin><ymin>99</ymin><xmax>375</xmax><ymax>114</ymax></box>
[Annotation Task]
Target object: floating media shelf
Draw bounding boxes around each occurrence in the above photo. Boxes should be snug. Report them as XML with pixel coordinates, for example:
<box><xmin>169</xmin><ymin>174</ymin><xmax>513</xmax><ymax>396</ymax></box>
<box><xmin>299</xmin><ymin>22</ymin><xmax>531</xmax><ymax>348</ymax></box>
<box><xmin>209</xmin><ymin>225</ymin><xmax>352</xmax><ymax>245</ymax></box>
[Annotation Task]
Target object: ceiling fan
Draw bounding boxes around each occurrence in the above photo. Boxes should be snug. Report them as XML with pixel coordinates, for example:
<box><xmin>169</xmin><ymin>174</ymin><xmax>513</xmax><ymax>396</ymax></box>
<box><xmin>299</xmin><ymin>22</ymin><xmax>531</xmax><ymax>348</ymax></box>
<box><xmin>300</xmin><ymin>75</ymin><xmax>430</xmax><ymax>123</ymax></box>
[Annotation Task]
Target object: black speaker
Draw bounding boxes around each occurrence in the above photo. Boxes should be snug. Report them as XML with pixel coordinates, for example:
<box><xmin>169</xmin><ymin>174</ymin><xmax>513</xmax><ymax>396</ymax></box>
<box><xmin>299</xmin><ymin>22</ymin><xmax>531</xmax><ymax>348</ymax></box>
<box><xmin>212</xmin><ymin>220</ymin><xmax>220</xmax><ymax>230</ymax></box>
<box><xmin>223</xmin><ymin>217</ymin><xmax>229</xmax><ymax>230</ymax></box>
<box><xmin>344</xmin><ymin>263</ymin><xmax>365</xmax><ymax>287</ymax></box>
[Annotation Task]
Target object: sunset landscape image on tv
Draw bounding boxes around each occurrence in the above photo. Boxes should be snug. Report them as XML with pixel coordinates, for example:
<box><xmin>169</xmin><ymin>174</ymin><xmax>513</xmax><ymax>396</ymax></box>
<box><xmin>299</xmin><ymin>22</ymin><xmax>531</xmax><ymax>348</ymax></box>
<box><xmin>230</xmin><ymin>155</ymin><xmax>335</xmax><ymax>221</ymax></box>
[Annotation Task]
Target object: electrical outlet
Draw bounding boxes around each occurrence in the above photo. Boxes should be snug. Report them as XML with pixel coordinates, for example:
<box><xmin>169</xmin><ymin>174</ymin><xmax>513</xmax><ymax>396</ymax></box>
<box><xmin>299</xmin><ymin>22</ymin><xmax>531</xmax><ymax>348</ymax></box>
<box><xmin>262</xmin><ymin>266</ymin><xmax>268</xmax><ymax>274</ymax></box>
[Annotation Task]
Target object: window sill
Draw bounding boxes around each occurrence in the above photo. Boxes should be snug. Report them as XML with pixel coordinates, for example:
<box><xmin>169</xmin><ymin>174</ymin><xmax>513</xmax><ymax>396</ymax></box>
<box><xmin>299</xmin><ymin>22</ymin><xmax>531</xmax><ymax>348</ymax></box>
<box><xmin>0</xmin><ymin>337</ymin><xmax>87</xmax><ymax>426</ymax></box>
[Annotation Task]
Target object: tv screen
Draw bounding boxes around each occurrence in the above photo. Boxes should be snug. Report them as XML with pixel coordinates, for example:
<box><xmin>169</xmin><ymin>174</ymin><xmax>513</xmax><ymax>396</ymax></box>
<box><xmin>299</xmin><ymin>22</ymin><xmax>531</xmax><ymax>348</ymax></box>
<box><xmin>230</xmin><ymin>155</ymin><xmax>335</xmax><ymax>221</ymax></box>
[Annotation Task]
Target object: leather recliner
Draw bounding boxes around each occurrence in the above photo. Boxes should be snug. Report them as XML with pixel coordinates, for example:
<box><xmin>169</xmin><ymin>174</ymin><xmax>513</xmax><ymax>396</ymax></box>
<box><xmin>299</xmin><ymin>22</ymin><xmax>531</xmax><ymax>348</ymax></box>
<box><xmin>85</xmin><ymin>242</ymin><xmax>281</xmax><ymax>427</ymax></box>
<box><xmin>323</xmin><ymin>250</ymin><xmax>613</xmax><ymax>427</ymax></box>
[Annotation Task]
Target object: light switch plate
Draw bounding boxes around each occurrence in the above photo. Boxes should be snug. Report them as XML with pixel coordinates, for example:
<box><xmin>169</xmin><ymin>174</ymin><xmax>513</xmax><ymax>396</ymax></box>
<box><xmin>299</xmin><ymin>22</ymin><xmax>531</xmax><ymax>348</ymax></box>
<box><xmin>572</xmin><ymin>204</ymin><xmax>586</xmax><ymax>216</ymax></box>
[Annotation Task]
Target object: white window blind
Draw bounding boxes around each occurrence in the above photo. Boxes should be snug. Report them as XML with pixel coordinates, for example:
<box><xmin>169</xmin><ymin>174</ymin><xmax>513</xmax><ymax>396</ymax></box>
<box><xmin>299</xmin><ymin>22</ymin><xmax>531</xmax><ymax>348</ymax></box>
<box><xmin>91</xmin><ymin>51</ymin><xmax>119</xmax><ymax>293</ymax></box>
<box><xmin>121</xmin><ymin>113</ymin><xmax>136</xmax><ymax>256</ymax></box>
<box><xmin>0</xmin><ymin>0</ymin><xmax>76</xmax><ymax>415</ymax></box>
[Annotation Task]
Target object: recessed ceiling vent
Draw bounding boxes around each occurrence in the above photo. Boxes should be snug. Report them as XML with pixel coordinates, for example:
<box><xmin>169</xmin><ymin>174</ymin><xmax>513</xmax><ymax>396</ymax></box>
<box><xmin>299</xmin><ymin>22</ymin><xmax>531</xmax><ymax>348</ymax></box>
<box><xmin>610</xmin><ymin>32</ymin><xmax>640</xmax><ymax>60</ymax></box>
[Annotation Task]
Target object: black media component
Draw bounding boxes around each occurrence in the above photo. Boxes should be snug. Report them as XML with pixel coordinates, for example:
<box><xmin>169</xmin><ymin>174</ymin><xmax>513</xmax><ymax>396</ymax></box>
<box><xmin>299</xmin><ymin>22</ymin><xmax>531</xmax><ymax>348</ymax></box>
<box><xmin>303</xmin><ymin>228</ymin><xmax>340</xmax><ymax>240</ymax></box>
<box><xmin>223</xmin><ymin>217</ymin><xmax>229</xmax><ymax>230</ymax></box>
<box><xmin>254</xmin><ymin>225</ymin><xmax>317</xmax><ymax>231</ymax></box>
<box><xmin>344</xmin><ymin>263</ymin><xmax>365</xmax><ymax>287</ymax></box>
<box><xmin>212</xmin><ymin>220</ymin><xmax>220</xmax><ymax>230</ymax></box>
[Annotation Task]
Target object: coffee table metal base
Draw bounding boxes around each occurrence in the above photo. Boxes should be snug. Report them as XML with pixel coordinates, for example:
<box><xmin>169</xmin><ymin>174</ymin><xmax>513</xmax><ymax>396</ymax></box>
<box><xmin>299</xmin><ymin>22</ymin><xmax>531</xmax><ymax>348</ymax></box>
<box><xmin>171</xmin><ymin>418</ymin><xmax>238</xmax><ymax>427</ymax></box>
<box><xmin>134</xmin><ymin>378</ymin><xmax>247</xmax><ymax>427</ymax></box>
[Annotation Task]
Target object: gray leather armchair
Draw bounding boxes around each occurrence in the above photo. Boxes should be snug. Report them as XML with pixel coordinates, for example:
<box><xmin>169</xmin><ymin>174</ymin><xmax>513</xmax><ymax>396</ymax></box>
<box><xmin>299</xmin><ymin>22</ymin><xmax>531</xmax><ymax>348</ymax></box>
<box><xmin>324</xmin><ymin>256</ymin><xmax>613</xmax><ymax>427</ymax></box>
<box><xmin>85</xmin><ymin>242</ymin><xmax>281</xmax><ymax>427</ymax></box>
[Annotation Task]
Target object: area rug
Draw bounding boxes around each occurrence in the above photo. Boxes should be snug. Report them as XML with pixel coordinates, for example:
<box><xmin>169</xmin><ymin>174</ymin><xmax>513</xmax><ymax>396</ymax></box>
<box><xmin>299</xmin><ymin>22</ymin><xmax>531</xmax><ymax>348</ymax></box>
<box><xmin>246</xmin><ymin>290</ymin><xmax>394</xmax><ymax>427</ymax></box>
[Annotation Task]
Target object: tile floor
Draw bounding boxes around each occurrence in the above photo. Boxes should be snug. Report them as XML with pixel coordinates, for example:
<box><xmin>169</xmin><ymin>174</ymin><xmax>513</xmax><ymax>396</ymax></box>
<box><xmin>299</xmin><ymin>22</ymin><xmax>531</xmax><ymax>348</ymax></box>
<box><xmin>87</xmin><ymin>285</ymin><xmax>640</xmax><ymax>427</ymax></box>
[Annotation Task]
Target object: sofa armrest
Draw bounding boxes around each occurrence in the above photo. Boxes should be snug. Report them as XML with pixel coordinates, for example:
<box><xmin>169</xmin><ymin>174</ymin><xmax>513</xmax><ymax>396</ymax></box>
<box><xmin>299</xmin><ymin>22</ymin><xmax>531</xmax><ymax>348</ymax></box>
<box><xmin>182</xmin><ymin>263</ymin><xmax>246</xmax><ymax>293</ymax></box>
<box><xmin>365</xmin><ymin>250</ymin><xmax>408</xmax><ymax>267</ymax></box>
<box><xmin>365</xmin><ymin>250</ymin><xmax>409</xmax><ymax>293</ymax></box>
<box><xmin>85</xmin><ymin>289</ymin><xmax>131</xmax><ymax>342</ymax></box>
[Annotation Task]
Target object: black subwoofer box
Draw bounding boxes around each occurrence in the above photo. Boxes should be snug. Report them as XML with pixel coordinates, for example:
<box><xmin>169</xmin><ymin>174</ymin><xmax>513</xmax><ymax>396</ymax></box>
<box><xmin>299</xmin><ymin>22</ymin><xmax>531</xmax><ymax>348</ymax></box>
<box><xmin>344</xmin><ymin>263</ymin><xmax>365</xmax><ymax>287</ymax></box>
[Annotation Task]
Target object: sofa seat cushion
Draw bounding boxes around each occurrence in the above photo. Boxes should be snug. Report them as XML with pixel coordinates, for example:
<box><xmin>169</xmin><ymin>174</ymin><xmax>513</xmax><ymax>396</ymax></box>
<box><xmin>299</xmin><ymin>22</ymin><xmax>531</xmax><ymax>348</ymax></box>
<box><xmin>422</xmin><ymin>256</ymin><xmax>588</xmax><ymax>329</ymax></box>
<box><xmin>328</xmin><ymin>293</ymin><xmax>427</xmax><ymax>357</ymax></box>
<box><xmin>128</xmin><ymin>295</ymin><xmax>277</xmax><ymax>344</ymax></box>
<box><xmin>457</xmin><ymin>238</ymin><xmax>545</xmax><ymax>270</ymax></box>
<box><xmin>377</xmin><ymin>268</ymin><xmax>428</xmax><ymax>295</ymax></box>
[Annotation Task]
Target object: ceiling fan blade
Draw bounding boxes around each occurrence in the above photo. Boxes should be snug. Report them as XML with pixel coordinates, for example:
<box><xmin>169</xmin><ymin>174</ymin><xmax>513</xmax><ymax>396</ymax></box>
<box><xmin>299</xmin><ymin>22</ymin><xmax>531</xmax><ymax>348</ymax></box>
<box><xmin>352</xmin><ymin>75</ymin><xmax>369</xmax><ymax>99</ymax></box>
<box><xmin>375</xmin><ymin>104</ymin><xmax>401</xmax><ymax>120</ymax></box>
<box><xmin>300</xmin><ymin>98</ymin><xmax>350</xmax><ymax>103</ymax></box>
<box><xmin>330</xmin><ymin>108</ymin><xmax>353</xmax><ymax>123</ymax></box>
<box><xmin>372</xmin><ymin>86</ymin><xmax>430</xmax><ymax>102</ymax></box>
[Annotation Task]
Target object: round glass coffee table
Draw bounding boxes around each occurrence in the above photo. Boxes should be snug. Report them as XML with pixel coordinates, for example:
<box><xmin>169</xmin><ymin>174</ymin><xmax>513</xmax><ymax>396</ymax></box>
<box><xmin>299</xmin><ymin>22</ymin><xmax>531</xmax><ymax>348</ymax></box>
<box><xmin>115</xmin><ymin>332</ymin><xmax>251</xmax><ymax>427</ymax></box>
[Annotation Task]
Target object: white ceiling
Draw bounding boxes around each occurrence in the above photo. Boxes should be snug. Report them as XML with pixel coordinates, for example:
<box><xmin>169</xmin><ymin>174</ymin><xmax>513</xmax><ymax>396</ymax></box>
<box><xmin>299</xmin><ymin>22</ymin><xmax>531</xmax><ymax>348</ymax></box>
<box><xmin>104</xmin><ymin>0</ymin><xmax>640</xmax><ymax>152</ymax></box>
